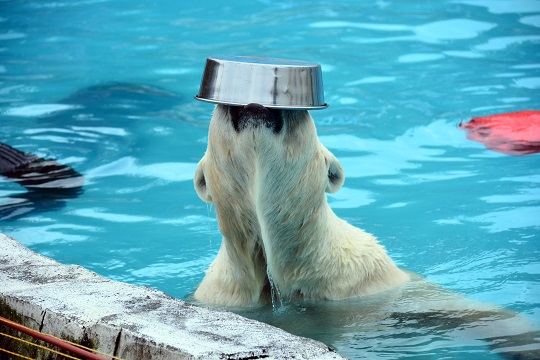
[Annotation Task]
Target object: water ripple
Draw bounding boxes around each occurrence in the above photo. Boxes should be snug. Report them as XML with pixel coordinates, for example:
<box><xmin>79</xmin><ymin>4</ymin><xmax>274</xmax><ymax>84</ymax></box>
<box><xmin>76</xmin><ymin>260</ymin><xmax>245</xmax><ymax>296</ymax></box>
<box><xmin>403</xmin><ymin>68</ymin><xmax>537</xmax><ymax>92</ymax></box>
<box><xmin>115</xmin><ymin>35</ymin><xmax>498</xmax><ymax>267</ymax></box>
<box><xmin>313</xmin><ymin>19</ymin><xmax>496</xmax><ymax>44</ymax></box>
<box><xmin>475</xmin><ymin>35</ymin><xmax>540</xmax><ymax>51</ymax></box>
<box><xmin>452</xmin><ymin>0</ymin><xmax>540</xmax><ymax>14</ymax></box>
<box><xmin>320</xmin><ymin>120</ymin><xmax>475</xmax><ymax>179</ymax></box>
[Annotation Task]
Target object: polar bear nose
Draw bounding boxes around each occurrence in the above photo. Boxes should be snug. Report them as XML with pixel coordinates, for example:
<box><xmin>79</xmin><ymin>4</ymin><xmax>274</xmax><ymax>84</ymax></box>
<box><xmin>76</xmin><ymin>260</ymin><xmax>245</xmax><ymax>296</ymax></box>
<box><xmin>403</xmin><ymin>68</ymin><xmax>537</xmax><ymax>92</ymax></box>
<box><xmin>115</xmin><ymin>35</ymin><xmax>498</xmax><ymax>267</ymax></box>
<box><xmin>232</xmin><ymin>103</ymin><xmax>283</xmax><ymax>134</ymax></box>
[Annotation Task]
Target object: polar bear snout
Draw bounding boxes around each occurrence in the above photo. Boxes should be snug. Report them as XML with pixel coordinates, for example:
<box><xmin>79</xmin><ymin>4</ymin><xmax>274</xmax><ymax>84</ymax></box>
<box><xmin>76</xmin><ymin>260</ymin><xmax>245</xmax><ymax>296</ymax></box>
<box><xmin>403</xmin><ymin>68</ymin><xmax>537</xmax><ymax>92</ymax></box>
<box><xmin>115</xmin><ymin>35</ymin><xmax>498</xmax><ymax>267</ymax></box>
<box><xmin>230</xmin><ymin>103</ymin><xmax>283</xmax><ymax>134</ymax></box>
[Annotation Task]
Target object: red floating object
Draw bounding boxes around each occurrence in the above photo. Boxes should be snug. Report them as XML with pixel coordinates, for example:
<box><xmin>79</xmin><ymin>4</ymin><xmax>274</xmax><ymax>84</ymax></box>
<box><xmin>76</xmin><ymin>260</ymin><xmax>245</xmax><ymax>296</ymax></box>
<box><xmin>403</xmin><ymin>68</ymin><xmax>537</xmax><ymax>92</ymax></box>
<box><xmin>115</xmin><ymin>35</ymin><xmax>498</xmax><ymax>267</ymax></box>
<box><xmin>460</xmin><ymin>110</ymin><xmax>540</xmax><ymax>156</ymax></box>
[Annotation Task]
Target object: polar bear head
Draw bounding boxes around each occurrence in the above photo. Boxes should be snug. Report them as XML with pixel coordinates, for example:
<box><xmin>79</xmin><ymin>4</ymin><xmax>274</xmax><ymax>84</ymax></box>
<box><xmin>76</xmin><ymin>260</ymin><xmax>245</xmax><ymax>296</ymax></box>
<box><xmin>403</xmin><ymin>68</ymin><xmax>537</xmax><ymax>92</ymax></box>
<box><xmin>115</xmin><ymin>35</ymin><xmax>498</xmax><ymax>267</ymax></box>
<box><xmin>195</xmin><ymin>103</ymin><xmax>344</xmax><ymax>229</ymax></box>
<box><xmin>194</xmin><ymin>104</ymin><xmax>344</xmax><ymax>272</ymax></box>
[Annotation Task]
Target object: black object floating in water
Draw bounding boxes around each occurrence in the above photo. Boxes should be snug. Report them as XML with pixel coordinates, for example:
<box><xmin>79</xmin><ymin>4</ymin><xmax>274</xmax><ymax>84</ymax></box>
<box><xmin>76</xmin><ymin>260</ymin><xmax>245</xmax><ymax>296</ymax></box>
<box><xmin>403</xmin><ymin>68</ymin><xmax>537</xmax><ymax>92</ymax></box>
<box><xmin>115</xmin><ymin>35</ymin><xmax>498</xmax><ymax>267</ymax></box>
<box><xmin>0</xmin><ymin>142</ymin><xmax>84</xmax><ymax>220</ymax></box>
<box><xmin>0</xmin><ymin>142</ymin><xmax>84</xmax><ymax>191</ymax></box>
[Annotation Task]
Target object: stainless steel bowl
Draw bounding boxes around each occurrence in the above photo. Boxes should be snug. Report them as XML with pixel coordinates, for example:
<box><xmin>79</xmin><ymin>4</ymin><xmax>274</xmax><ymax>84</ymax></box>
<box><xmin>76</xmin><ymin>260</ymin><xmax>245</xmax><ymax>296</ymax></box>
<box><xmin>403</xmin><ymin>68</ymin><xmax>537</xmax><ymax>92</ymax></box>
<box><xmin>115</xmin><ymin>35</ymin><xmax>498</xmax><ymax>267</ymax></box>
<box><xmin>195</xmin><ymin>56</ymin><xmax>328</xmax><ymax>109</ymax></box>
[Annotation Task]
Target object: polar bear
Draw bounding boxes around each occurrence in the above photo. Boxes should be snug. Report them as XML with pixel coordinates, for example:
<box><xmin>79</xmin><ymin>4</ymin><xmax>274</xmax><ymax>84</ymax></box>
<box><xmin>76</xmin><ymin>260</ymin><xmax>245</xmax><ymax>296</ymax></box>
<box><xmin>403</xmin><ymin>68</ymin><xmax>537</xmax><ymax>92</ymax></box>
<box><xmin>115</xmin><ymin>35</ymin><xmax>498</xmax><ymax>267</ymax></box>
<box><xmin>194</xmin><ymin>103</ymin><xmax>410</xmax><ymax>306</ymax></box>
<box><xmin>192</xmin><ymin>104</ymin><xmax>540</xmax><ymax>358</ymax></box>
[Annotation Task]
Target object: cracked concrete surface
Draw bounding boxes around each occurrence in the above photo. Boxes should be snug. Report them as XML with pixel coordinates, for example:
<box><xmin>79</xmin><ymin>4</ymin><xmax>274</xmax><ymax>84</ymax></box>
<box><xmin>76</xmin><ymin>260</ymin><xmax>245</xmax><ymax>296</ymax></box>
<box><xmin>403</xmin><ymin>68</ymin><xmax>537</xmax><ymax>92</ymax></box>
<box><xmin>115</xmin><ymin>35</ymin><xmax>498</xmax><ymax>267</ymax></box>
<box><xmin>0</xmin><ymin>233</ymin><xmax>344</xmax><ymax>359</ymax></box>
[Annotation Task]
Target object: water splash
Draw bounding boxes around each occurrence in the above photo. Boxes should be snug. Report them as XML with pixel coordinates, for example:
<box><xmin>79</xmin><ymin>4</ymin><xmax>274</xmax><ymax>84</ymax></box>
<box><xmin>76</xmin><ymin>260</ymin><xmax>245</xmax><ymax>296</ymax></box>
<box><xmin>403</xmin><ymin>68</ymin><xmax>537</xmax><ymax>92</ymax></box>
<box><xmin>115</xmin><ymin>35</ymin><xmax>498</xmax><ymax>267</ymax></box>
<box><xmin>266</xmin><ymin>268</ymin><xmax>283</xmax><ymax>310</ymax></box>
<box><xmin>206</xmin><ymin>202</ymin><xmax>214</xmax><ymax>248</ymax></box>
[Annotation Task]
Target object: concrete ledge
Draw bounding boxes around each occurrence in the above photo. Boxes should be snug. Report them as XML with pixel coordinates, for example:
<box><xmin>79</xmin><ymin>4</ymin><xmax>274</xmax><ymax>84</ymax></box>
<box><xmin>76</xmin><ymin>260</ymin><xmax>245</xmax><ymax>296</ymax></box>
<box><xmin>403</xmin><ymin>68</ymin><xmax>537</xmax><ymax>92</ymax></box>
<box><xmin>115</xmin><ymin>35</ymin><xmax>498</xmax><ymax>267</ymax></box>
<box><xmin>0</xmin><ymin>233</ymin><xmax>344</xmax><ymax>359</ymax></box>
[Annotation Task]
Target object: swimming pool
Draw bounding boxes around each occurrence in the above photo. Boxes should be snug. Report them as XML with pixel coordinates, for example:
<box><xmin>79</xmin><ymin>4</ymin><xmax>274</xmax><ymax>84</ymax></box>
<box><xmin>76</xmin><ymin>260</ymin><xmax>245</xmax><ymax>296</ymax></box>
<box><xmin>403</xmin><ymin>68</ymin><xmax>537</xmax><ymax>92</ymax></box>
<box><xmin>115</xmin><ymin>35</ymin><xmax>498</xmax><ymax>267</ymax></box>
<box><xmin>1</xmin><ymin>0</ymin><xmax>539</xmax><ymax>358</ymax></box>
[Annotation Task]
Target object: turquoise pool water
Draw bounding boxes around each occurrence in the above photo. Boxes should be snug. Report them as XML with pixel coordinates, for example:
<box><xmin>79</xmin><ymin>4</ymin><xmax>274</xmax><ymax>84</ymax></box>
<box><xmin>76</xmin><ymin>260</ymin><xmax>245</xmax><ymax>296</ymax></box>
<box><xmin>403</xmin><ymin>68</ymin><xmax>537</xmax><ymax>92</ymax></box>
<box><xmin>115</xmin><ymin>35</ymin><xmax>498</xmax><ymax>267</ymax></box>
<box><xmin>1</xmin><ymin>0</ymin><xmax>539</xmax><ymax>358</ymax></box>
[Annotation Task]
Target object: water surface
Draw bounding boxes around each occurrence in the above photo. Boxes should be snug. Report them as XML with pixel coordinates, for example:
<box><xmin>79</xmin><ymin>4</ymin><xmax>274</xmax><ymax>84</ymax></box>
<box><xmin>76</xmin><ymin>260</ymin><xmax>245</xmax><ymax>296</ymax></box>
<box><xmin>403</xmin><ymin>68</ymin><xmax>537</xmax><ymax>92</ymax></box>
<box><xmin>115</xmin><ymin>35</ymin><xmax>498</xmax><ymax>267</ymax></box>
<box><xmin>1</xmin><ymin>0</ymin><xmax>539</xmax><ymax>358</ymax></box>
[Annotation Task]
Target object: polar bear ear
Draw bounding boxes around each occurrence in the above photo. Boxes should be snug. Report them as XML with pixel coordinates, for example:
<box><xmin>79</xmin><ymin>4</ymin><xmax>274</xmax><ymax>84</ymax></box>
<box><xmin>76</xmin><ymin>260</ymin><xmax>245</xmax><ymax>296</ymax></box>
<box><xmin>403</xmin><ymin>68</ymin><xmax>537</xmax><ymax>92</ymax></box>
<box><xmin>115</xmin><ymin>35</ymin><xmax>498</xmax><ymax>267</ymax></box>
<box><xmin>323</xmin><ymin>148</ymin><xmax>345</xmax><ymax>194</ymax></box>
<box><xmin>194</xmin><ymin>160</ymin><xmax>213</xmax><ymax>203</ymax></box>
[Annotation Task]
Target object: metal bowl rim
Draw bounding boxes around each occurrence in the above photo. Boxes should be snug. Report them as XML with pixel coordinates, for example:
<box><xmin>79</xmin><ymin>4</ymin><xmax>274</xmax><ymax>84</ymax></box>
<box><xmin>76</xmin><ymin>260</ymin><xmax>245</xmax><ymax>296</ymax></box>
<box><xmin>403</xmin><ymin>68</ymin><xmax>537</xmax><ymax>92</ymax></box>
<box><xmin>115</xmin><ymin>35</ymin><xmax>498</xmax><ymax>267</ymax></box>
<box><xmin>194</xmin><ymin>95</ymin><xmax>329</xmax><ymax>110</ymax></box>
<box><xmin>207</xmin><ymin>55</ymin><xmax>322</xmax><ymax>67</ymax></box>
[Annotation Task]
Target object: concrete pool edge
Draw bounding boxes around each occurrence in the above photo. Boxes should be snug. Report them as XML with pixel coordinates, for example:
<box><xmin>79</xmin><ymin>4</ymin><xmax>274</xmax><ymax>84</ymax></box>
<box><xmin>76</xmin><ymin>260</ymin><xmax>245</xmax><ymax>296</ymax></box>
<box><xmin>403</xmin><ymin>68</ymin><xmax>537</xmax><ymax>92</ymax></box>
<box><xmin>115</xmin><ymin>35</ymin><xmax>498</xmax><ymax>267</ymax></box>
<box><xmin>0</xmin><ymin>233</ymin><xmax>344</xmax><ymax>359</ymax></box>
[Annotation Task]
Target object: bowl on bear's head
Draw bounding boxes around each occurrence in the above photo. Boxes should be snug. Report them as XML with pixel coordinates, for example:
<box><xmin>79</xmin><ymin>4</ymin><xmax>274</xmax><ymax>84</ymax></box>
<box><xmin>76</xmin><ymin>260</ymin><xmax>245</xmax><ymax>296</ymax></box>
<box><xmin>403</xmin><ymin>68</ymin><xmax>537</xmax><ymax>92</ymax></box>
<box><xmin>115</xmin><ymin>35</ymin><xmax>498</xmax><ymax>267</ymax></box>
<box><xmin>195</xmin><ymin>56</ymin><xmax>328</xmax><ymax>110</ymax></box>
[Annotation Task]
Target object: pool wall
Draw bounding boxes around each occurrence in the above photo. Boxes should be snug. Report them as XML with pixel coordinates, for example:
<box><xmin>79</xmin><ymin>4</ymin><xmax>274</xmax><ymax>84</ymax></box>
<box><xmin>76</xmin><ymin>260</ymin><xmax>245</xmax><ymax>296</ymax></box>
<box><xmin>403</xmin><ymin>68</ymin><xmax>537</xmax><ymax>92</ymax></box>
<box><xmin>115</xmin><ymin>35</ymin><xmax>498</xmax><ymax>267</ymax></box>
<box><xmin>0</xmin><ymin>233</ymin><xmax>343</xmax><ymax>359</ymax></box>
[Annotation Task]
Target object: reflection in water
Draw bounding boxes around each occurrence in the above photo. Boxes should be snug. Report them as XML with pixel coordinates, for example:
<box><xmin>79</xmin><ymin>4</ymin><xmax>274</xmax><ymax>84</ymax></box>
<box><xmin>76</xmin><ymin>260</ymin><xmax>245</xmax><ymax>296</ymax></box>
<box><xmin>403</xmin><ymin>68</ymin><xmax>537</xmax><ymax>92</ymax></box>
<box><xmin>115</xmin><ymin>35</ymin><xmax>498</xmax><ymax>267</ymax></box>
<box><xmin>437</xmin><ymin>206</ymin><xmax>540</xmax><ymax>233</ymax></box>
<box><xmin>1</xmin><ymin>82</ymin><xmax>187</xmax><ymax>220</ymax></box>
<box><xmin>231</xmin><ymin>277</ymin><xmax>540</xmax><ymax>359</ymax></box>
<box><xmin>59</xmin><ymin>82</ymin><xmax>181</xmax><ymax>116</ymax></box>
<box><xmin>454</xmin><ymin>0</ymin><xmax>540</xmax><ymax>15</ymax></box>
<box><xmin>320</xmin><ymin>119</ymin><xmax>475</xmax><ymax>179</ymax></box>
<box><xmin>6</xmin><ymin>224</ymin><xmax>98</xmax><ymax>246</ymax></box>
<box><xmin>85</xmin><ymin>156</ymin><xmax>197</xmax><ymax>183</ymax></box>
<box><xmin>310</xmin><ymin>19</ymin><xmax>496</xmax><ymax>44</ymax></box>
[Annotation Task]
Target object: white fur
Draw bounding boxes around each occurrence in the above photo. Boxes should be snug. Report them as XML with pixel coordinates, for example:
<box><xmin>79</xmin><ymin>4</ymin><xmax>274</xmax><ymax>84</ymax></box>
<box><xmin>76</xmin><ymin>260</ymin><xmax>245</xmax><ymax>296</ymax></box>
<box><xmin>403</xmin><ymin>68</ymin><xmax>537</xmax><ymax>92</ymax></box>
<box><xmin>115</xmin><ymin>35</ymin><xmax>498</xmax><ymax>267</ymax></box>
<box><xmin>193</xmin><ymin>105</ymin><xmax>408</xmax><ymax>306</ymax></box>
